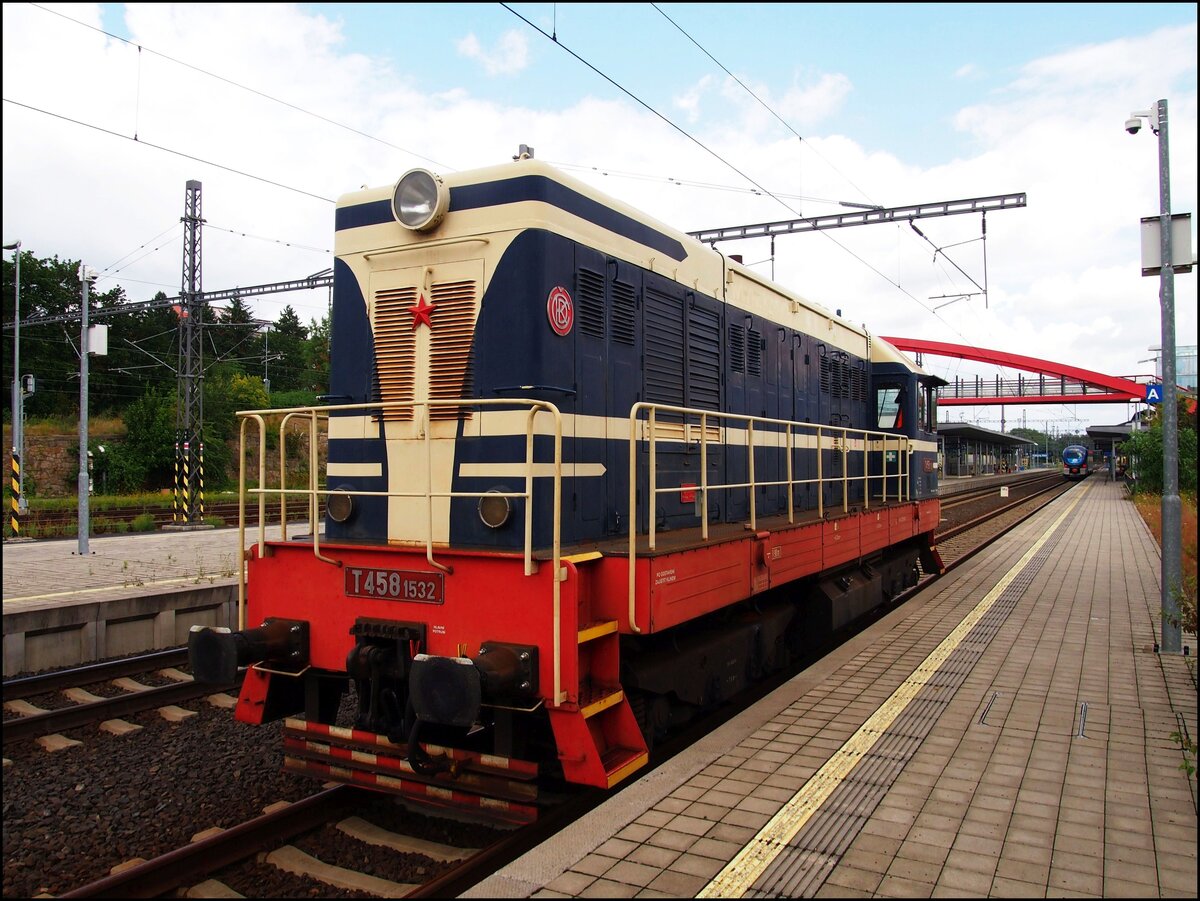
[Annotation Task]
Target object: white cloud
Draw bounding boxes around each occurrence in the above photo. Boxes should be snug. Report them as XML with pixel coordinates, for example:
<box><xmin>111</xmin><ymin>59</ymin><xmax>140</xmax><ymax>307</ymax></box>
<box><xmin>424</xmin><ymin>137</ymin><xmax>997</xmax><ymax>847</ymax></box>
<box><xmin>455</xmin><ymin>29</ymin><xmax>529</xmax><ymax>76</ymax></box>
<box><xmin>673</xmin><ymin>74</ymin><xmax>714</xmax><ymax>123</ymax></box>
<box><xmin>776</xmin><ymin>72</ymin><xmax>853</xmax><ymax>126</ymax></box>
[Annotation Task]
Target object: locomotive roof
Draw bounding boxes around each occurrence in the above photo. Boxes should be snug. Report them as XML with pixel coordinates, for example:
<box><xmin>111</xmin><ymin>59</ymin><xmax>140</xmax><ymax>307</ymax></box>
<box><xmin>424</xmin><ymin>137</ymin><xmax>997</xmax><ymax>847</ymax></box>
<box><xmin>337</xmin><ymin>159</ymin><xmax>932</xmax><ymax>379</ymax></box>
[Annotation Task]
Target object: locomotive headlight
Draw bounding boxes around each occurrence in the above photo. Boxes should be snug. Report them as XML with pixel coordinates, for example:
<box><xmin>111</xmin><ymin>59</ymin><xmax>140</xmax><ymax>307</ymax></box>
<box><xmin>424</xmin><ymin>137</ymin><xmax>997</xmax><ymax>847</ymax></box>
<box><xmin>392</xmin><ymin>168</ymin><xmax>448</xmax><ymax>231</ymax></box>
<box><xmin>478</xmin><ymin>490</ymin><xmax>511</xmax><ymax>529</ymax></box>
<box><xmin>326</xmin><ymin>487</ymin><xmax>354</xmax><ymax>523</ymax></box>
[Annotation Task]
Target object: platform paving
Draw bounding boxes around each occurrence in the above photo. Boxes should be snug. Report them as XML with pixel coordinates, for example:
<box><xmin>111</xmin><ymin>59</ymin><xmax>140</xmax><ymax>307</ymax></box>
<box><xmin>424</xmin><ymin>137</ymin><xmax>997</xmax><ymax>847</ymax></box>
<box><xmin>2</xmin><ymin>525</ymin><xmax>287</xmax><ymax>612</ymax></box>
<box><xmin>467</xmin><ymin>478</ymin><xmax>1197</xmax><ymax>898</ymax></box>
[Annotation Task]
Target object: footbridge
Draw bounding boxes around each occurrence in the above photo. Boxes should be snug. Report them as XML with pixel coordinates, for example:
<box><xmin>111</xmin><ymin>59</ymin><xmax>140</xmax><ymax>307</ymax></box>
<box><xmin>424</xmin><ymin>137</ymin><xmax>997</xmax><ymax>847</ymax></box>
<box><xmin>880</xmin><ymin>337</ymin><xmax>1151</xmax><ymax>405</ymax></box>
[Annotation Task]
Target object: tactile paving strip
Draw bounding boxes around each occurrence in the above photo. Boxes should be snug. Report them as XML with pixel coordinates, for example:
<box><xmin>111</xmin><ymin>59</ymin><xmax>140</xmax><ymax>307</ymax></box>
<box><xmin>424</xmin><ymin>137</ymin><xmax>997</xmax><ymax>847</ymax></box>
<box><xmin>749</xmin><ymin>508</ymin><xmax>1065</xmax><ymax>898</ymax></box>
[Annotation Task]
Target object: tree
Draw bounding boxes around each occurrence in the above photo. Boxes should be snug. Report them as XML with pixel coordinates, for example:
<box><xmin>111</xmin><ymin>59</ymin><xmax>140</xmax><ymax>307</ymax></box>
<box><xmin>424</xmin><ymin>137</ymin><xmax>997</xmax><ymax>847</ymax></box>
<box><xmin>102</xmin><ymin>388</ymin><xmax>177</xmax><ymax>492</ymax></box>
<box><xmin>197</xmin><ymin>366</ymin><xmax>272</xmax><ymax>490</ymax></box>
<box><xmin>304</xmin><ymin>313</ymin><xmax>331</xmax><ymax>394</ymax></box>
<box><xmin>207</xmin><ymin>294</ymin><xmax>261</xmax><ymax>375</ymax></box>
<box><xmin>1121</xmin><ymin>396</ymin><xmax>1198</xmax><ymax>495</ymax></box>
<box><xmin>265</xmin><ymin>305</ymin><xmax>310</xmax><ymax>393</ymax></box>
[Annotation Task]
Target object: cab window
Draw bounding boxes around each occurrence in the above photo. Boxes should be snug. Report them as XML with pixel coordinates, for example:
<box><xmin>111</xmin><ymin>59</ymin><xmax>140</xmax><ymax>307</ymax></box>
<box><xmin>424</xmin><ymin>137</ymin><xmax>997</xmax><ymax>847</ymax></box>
<box><xmin>876</xmin><ymin>386</ymin><xmax>903</xmax><ymax>429</ymax></box>
<box><xmin>921</xmin><ymin>383</ymin><xmax>937</xmax><ymax>433</ymax></box>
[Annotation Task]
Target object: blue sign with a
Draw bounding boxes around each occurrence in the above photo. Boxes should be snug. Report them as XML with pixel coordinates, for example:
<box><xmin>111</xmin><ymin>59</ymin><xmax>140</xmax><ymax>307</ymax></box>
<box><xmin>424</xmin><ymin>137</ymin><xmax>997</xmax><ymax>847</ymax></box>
<box><xmin>1145</xmin><ymin>383</ymin><xmax>1163</xmax><ymax>404</ymax></box>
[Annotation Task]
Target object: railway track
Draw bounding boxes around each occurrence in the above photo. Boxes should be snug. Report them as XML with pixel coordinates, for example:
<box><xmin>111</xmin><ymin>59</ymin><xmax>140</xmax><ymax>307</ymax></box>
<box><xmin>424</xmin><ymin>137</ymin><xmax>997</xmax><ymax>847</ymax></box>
<box><xmin>939</xmin><ymin>470</ymin><xmax>1062</xmax><ymax>510</ymax></box>
<box><xmin>2</xmin><ymin>649</ymin><xmax>239</xmax><ymax>747</ymax></box>
<box><xmin>54</xmin><ymin>781</ymin><xmax>582</xmax><ymax>899</ymax></box>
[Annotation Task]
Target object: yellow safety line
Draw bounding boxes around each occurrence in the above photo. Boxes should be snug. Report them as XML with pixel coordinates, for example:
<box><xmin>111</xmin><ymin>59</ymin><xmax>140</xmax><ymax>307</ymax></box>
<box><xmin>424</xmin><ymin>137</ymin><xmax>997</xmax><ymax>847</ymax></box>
<box><xmin>698</xmin><ymin>483</ymin><xmax>1091</xmax><ymax>898</ymax></box>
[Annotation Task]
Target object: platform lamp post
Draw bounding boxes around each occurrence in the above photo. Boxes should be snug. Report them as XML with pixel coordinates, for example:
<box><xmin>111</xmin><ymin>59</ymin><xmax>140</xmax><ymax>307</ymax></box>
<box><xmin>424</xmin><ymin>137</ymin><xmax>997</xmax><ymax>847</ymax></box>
<box><xmin>1126</xmin><ymin>99</ymin><xmax>1184</xmax><ymax>654</ymax></box>
<box><xmin>4</xmin><ymin>240</ymin><xmax>25</xmax><ymax>532</ymax></box>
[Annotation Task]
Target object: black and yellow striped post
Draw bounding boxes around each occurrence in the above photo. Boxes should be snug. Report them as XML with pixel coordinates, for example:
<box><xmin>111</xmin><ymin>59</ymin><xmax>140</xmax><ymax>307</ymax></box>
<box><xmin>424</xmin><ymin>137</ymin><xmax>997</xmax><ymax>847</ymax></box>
<box><xmin>9</xmin><ymin>450</ymin><xmax>20</xmax><ymax>537</ymax></box>
<box><xmin>182</xmin><ymin>440</ymin><xmax>192</xmax><ymax>523</ymax></box>
<box><xmin>198</xmin><ymin>442</ymin><xmax>205</xmax><ymax>519</ymax></box>
<box><xmin>173</xmin><ymin>439</ymin><xmax>181</xmax><ymax>523</ymax></box>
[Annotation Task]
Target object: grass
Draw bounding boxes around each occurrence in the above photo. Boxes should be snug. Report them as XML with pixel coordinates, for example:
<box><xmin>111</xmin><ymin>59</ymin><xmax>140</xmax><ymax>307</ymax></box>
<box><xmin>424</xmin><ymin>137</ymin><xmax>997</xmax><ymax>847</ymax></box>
<box><xmin>21</xmin><ymin>415</ymin><xmax>126</xmax><ymax>437</ymax></box>
<box><xmin>1131</xmin><ymin>490</ymin><xmax>1199</xmax><ymax>620</ymax></box>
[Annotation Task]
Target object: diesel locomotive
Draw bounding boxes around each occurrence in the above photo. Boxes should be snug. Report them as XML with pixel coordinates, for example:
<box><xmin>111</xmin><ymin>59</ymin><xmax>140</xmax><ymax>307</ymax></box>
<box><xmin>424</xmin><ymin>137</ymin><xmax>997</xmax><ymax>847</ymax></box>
<box><xmin>189</xmin><ymin>154</ymin><xmax>946</xmax><ymax>820</ymax></box>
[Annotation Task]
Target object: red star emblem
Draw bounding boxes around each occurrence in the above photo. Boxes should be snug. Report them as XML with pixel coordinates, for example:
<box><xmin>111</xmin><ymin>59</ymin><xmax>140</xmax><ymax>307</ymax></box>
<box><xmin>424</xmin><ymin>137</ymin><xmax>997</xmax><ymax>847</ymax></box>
<box><xmin>409</xmin><ymin>294</ymin><xmax>436</xmax><ymax>330</ymax></box>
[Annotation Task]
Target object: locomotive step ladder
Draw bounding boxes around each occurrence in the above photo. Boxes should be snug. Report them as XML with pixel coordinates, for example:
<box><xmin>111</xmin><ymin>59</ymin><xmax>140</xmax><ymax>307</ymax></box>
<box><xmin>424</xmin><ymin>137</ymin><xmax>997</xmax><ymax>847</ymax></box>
<box><xmin>546</xmin><ymin>554</ymin><xmax>648</xmax><ymax>788</ymax></box>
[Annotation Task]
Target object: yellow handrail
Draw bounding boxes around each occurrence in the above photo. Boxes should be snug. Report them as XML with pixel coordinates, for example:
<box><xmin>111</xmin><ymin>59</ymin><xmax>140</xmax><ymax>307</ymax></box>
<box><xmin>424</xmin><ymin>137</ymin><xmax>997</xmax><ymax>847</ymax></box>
<box><xmin>625</xmin><ymin>402</ymin><xmax>917</xmax><ymax>633</ymax></box>
<box><xmin>236</xmin><ymin>396</ymin><xmax>567</xmax><ymax>703</ymax></box>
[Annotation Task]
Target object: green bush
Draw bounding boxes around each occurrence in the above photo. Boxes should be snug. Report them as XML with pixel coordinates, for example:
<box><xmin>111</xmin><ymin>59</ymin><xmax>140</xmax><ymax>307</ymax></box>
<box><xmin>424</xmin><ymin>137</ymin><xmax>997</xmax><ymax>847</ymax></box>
<box><xmin>131</xmin><ymin>513</ymin><xmax>157</xmax><ymax>532</ymax></box>
<box><xmin>1123</xmin><ymin>426</ymin><xmax>1198</xmax><ymax>495</ymax></box>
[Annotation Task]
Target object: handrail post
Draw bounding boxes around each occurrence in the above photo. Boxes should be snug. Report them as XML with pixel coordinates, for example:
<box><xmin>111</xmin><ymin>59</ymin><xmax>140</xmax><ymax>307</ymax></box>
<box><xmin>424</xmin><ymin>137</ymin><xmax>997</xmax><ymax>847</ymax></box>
<box><xmin>906</xmin><ymin>440</ymin><xmax>912</xmax><ymax>501</ymax></box>
<box><xmin>862</xmin><ymin>430</ymin><xmax>869</xmax><ymax>511</ymax></box>
<box><xmin>700</xmin><ymin>412</ymin><xmax>709</xmax><ymax>541</ymax></box>
<box><xmin>548</xmin><ymin>402</ymin><xmax>564</xmax><ymax>705</ymax></box>
<box><xmin>627</xmin><ymin>405</ymin><xmax>641</xmax><ymax>634</ymax></box>
<box><xmin>817</xmin><ymin>426</ymin><xmax>824</xmax><ymax>519</ymax></box>
<box><xmin>648</xmin><ymin>407</ymin><xmax>657</xmax><ymax>551</ymax></box>
<box><xmin>420</xmin><ymin>404</ymin><xmax>451</xmax><ymax>575</ymax></box>
<box><xmin>278</xmin><ymin>414</ymin><xmax>289</xmax><ymax>542</ymax></box>
<box><xmin>841</xmin><ymin>428</ymin><xmax>849</xmax><ymax>514</ymax></box>
<box><xmin>524</xmin><ymin>405</ymin><xmax>537</xmax><ymax>576</ymax></box>
<box><xmin>786</xmin><ymin>426</ymin><xmax>795</xmax><ymax>523</ymax></box>
<box><xmin>747</xmin><ymin>419</ymin><xmax>756</xmax><ymax>530</ymax></box>
<box><xmin>238</xmin><ymin>412</ymin><xmax>269</xmax><ymax>629</ymax></box>
<box><xmin>307</xmin><ymin>409</ymin><xmax>338</xmax><ymax>567</ymax></box>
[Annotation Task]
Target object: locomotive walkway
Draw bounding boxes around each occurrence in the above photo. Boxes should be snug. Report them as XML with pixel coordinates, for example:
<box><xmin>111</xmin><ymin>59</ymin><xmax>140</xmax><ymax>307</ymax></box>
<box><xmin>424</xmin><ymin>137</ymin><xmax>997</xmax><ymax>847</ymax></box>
<box><xmin>467</xmin><ymin>477</ymin><xmax>1198</xmax><ymax>898</ymax></box>
<box><xmin>1</xmin><ymin>471</ymin><xmax>1048</xmax><ymax>675</ymax></box>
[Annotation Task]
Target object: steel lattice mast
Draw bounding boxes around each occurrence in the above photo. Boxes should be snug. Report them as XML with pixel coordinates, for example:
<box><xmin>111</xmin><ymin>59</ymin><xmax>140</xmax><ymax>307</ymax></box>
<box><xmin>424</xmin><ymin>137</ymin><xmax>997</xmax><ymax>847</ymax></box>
<box><xmin>176</xmin><ymin>180</ymin><xmax>204</xmax><ymax>524</ymax></box>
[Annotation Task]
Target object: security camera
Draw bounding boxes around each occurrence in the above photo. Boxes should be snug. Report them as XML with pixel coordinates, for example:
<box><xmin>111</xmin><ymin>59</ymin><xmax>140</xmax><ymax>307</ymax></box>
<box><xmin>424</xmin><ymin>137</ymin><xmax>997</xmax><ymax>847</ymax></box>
<box><xmin>1125</xmin><ymin>118</ymin><xmax>1142</xmax><ymax>135</ymax></box>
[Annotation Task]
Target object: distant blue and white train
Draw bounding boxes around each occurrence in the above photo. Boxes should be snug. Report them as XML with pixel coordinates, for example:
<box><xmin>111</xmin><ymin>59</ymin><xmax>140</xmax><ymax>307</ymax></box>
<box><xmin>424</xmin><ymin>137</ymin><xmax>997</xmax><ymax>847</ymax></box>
<box><xmin>1062</xmin><ymin>444</ymin><xmax>1089</xmax><ymax>479</ymax></box>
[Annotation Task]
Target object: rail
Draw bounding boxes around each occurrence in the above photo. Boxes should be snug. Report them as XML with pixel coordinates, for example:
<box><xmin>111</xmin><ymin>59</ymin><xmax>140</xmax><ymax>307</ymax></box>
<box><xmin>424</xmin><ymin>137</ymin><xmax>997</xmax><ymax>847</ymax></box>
<box><xmin>235</xmin><ymin>398</ymin><xmax>566</xmax><ymax>700</ymax></box>
<box><xmin>626</xmin><ymin>403</ymin><xmax>913</xmax><ymax>633</ymax></box>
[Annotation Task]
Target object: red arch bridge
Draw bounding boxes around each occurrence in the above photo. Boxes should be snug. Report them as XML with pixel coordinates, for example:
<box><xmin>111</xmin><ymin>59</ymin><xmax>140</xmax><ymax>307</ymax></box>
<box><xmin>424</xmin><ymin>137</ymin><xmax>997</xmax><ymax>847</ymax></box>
<box><xmin>881</xmin><ymin>338</ymin><xmax>1152</xmax><ymax>405</ymax></box>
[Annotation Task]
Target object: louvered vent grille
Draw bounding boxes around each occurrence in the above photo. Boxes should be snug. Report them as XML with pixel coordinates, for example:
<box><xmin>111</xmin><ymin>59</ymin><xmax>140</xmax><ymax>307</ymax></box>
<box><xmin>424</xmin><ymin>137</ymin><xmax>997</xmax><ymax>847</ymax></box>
<box><xmin>577</xmin><ymin>268</ymin><xmax>605</xmax><ymax>339</ymax></box>
<box><xmin>611</xmin><ymin>280</ymin><xmax>636</xmax><ymax>345</ymax></box>
<box><xmin>850</xmin><ymin>362</ymin><xmax>867</xmax><ymax>401</ymax></box>
<box><xmin>373</xmin><ymin>286</ymin><xmax>418</xmax><ymax>421</ymax></box>
<box><xmin>728</xmin><ymin>324</ymin><xmax>746</xmax><ymax>372</ymax></box>
<box><xmin>819</xmin><ymin>349</ymin><xmax>831</xmax><ymax>393</ymax></box>
<box><xmin>747</xmin><ymin>329</ymin><xmax>763</xmax><ymax>377</ymax></box>
<box><xmin>644</xmin><ymin>287</ymin><xmax>685</xmax><ymax>407</ymax></box>
<box><xmin>427</xmin><ymin>279</ymin><xmax>477</xmax><ymax>420</ymax></box>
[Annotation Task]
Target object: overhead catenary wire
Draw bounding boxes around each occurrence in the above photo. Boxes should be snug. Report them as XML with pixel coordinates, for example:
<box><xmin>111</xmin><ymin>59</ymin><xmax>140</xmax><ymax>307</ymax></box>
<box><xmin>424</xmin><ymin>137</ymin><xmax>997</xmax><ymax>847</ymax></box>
<box><xmin>2</xmin><ymin>99</ymin><xmax>337</xmax><ymax>205</ymax></box>
<box><xmin>28</xmin><ymin>2</ymin><xmax>451</xmax><ymax>172</ymax></box>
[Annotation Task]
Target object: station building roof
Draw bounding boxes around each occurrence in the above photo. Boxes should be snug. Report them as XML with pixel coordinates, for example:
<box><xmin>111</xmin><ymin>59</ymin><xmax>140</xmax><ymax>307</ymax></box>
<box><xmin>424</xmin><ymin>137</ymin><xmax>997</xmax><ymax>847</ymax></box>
<box><xmin>1086</xmin><ymin>423</ymin><xmax>1134</xmax><ymax>441</ymax></box>
<box><xmin>936</xmin><ymin>421</ymin><xmax>1037</xmax><ymax>446</ymax></box>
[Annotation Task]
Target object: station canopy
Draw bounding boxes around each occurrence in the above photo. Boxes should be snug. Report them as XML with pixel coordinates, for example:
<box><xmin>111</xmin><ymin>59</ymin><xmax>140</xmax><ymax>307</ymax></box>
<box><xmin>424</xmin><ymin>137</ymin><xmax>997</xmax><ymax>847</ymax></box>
<box><xmin>937</xmin><ymin>422</ymin><xmax>1037</xmax><ymax>448</ymax></box>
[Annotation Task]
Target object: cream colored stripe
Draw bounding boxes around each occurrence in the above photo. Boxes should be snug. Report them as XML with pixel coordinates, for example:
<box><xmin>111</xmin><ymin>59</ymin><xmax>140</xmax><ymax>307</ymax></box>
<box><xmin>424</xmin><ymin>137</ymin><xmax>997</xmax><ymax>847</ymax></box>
<box><xmin>458</xmin><ymin>462</ymin><xmax>606</xmax><ymax>479</ymax></box>
<box><xmin>327</xmin><ymin>462</ymin><xmax>383</xmax><ymax>477</ymax></box>
<box><xmin>698</xmin><ymin>483</ymin><xmax>1091</xmax><ymax>898</ymax></box>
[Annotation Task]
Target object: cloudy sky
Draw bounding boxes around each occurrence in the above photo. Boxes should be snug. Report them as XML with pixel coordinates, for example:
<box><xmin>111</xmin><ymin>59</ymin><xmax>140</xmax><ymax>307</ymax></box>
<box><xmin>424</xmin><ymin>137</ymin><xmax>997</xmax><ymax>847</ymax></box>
<box><xmin>3</xmin><ymin>2</ymin><xmax>1197</xmax><ymax>432</ymax></box>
